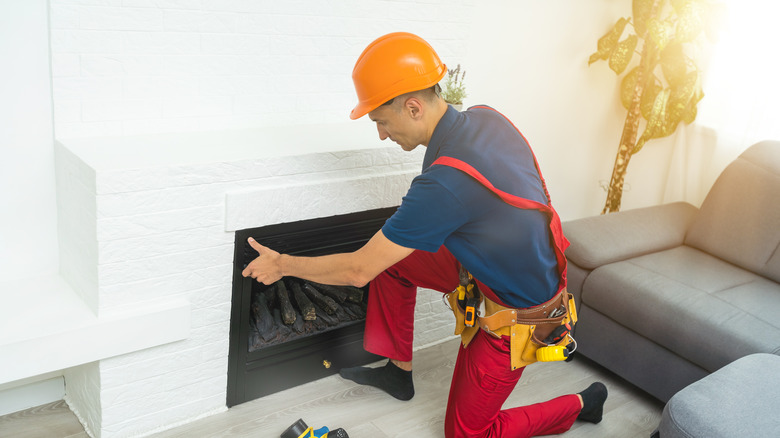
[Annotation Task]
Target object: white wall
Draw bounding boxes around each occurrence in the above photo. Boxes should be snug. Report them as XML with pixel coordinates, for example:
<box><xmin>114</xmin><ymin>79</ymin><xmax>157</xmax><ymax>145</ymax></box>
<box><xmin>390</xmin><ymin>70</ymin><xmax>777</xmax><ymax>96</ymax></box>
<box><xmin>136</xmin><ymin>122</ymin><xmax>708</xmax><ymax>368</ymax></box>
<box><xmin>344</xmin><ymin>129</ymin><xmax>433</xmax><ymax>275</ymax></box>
<box><xmin>45</xmin><ymin>0</ymin><xmax>711</xmax><ymax>220</ymax></box>
<box><xmin>49</xmin><ymin>0</ymin><xmax>474</xmax><ymax>138</ymax></box>
<box><xmin>0</xmin><ymin>0</ymin><xmax>59</xmax><ymax>282</ymax></box>
<box><xmin>465</xmin><ymin>0</ymin><xmax>682</xmax><ymax>220</ymax></box>
<box><xmin>0</xmin><ymin>0</ymin><xmax>65</xmax><ymax>416</ymax></box>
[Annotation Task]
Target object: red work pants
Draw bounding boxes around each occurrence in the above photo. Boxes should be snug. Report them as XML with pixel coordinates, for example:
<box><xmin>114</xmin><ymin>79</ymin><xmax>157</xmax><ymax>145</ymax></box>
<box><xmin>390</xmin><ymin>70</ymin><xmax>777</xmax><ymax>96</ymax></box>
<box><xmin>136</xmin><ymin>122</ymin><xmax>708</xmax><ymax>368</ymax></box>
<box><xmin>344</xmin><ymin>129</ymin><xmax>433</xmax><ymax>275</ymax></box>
<box><xmin>365</xmin><ymin>246</ymin><xmax>581</xmax><ymax>438</ymax></box>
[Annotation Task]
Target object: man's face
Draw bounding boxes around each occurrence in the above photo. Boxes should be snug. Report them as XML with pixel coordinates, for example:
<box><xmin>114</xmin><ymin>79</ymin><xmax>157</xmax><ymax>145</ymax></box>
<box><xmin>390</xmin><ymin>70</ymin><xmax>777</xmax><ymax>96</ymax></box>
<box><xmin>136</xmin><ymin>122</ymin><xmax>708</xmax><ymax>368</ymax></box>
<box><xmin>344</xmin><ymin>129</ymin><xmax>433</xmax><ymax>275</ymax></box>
<box><xmin>368</xmin><ymin>102</ymin><xmax>420</xmax><ymax>152</ymax></box>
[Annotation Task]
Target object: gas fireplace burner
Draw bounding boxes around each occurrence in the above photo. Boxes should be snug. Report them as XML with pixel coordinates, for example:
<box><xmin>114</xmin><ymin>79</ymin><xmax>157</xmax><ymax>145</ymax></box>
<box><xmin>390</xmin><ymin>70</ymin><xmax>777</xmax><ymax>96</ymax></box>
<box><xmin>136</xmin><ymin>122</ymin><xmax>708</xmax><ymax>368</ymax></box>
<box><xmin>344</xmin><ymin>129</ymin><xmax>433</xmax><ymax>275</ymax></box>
<box><xmin>249</xmin><ymin>278</ymin><xmax>368</xmax><ymax>352</ymax></box>
<box><xmin>227</xmin><ymin>207</ymin><xmax>397</xmax><ymax>407</ymax></box>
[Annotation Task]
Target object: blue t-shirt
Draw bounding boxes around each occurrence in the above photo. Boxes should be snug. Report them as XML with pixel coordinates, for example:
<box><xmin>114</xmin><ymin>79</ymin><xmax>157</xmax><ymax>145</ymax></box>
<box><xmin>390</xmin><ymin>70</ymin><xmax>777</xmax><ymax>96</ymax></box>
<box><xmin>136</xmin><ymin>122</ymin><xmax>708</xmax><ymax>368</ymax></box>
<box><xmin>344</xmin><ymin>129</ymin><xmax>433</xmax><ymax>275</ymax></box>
<box><xmin>382</xmin><ymin>105</ymin><xmax>560</xmax><ymax>308</ymax></box>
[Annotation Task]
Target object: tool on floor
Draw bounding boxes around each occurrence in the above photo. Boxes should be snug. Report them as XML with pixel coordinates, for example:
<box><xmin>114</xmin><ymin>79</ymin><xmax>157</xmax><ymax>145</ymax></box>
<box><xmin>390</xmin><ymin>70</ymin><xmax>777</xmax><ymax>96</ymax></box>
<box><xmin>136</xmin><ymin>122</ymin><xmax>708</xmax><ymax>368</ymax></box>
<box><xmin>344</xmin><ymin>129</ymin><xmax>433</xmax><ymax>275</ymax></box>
<box><xmin>281</xmin><ymin>418</ymin><xmax>349</xmax><ymax>438</ymax></box>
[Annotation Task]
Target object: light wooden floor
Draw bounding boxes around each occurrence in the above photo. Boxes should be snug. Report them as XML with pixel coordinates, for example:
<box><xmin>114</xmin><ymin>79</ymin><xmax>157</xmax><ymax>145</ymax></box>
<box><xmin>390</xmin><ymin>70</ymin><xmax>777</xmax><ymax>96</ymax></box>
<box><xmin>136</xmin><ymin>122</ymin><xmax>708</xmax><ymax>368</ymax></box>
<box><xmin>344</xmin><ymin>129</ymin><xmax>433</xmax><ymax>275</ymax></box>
<box><xmin>1</xmin><ymin>338</ymin><xmax>663</xmax><ymax>438</ymax></box>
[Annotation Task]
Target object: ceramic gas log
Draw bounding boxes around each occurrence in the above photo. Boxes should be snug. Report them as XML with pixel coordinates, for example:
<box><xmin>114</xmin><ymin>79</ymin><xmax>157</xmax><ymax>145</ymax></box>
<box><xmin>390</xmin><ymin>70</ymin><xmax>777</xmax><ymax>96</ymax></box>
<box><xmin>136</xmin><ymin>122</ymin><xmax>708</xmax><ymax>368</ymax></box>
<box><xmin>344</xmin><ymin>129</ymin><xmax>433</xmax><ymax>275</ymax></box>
<box><xmin>248</xmin><ymin>278</ymin><xmax>367</xmax><ymax>351</ymax></box>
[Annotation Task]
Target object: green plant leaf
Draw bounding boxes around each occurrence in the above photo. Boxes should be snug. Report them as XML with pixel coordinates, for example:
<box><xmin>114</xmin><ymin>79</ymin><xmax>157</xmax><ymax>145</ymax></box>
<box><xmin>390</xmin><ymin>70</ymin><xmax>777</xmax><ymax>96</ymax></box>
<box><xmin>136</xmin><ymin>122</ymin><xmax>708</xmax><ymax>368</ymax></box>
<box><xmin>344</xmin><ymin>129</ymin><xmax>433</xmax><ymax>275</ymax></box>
<box><xmin>667</xmin><ymin>70</ymin><xmax>699</xmax><ymax>125</ymax></box>
<box><xmin>634</xmin><ymin>88</ymin><xmax>671</xmax><ymax>154</ymax></box>
<box><xmin>589</xmin><ymin>17</ymin><xmax>629</xmax><ymax>65</ymax></box>
<box><xmin>647</xmin><ymin>17</ymin><xmax>673</xmax><ymax>52</ymax></box>
<box><xmin>620</xmin><ymin>67</ymin><xmax>640</xmax><ymax>110</ymax></box>
<box><xmin>641</xmin><ymin>74</ymin><xmax>663</xmax><ymax>120</ymax></box>
<box><xmin>609</xmin><ymin>34</ymin><xmax>638</xmax><ymax>75</ymax></box>
<box><xmin>632</xmin><ymin>0</ymin><xmax>655</xmax><ymax>37</ymax></box>
<box><xmin>682</xmin><ymin>103</ymin><xmax>698</xmax><ymax>124</ymax></box>
<box><xmin>647</xmin><ymin>88</ymin><xmax>671</xmax><ymax>133</ymax></box>
<box><xmin>656</xmin><ymin>89</ymin><xmax>679</xmax><ymax>139</ymax></box>
<box><xmin>682</xmin><ymin>89</ymin><xmax>704</xmax><ymax>124</ymax></box>
<box><xmin>441</xmin><ymin>65</ymin><xmax>467</xmax><ymax>104</ymax></box>
<box><xmin>633</xmin><ymin>136</ymin><xmax>649</xmax><ymax>155</ymax></box>
<box><xmin>675</xmin><ymin>0</ymin><xmax>706</xmax><ymax>42</ymax></box>
<box><xmin>660</xmin><ymin>43</ymin><xmax>688</xmax><ymax>87</ymax></box>
<box><xmin>671</xmin><ymin>0</ymin><xmax>691</xmax><ymax>13</ymax></box>
<box><xmin>620</xmin><ymin>67</ymin><xmax>662</xmax><ymax>117</ymax></box>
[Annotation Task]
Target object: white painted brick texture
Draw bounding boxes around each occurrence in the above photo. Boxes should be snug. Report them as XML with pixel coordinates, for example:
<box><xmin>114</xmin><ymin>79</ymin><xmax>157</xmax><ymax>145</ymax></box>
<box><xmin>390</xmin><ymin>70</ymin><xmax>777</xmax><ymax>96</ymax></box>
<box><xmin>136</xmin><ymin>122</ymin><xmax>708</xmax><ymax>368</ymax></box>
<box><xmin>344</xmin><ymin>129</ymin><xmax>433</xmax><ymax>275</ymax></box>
<box><xmin>58</xmin><ymin>138</ymin><xmax>453</xmax><ymax>437</ymax></box>
<box><xmin>49</xmin><ymin>0</ymin><xmax>475</xmax><ymax>139</ymax></box>
<box><xmin>51</xmin><ymin>1</ymin><xmax>475</xmax><ymax>436</ymax></box>
<box><xmin>415</xmin><ymin>288</ymin><xmax>458</xmax><ymax>349</ymax></box>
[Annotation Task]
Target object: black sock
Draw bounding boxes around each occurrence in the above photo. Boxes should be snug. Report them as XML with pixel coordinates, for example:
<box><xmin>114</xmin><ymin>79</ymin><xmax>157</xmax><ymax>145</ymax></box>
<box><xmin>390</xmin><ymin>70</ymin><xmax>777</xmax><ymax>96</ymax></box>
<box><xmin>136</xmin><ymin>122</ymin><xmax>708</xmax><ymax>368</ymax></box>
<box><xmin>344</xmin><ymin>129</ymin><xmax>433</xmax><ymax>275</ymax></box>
<box><xmin>339</xmin><ymin>361</ymin><xmax>414</xmax><ymax>401</ymax></box>
<box><xmin>577</xmin><ymin>382</ymin><xmax>608</xmax><ymax>424</ymax></box>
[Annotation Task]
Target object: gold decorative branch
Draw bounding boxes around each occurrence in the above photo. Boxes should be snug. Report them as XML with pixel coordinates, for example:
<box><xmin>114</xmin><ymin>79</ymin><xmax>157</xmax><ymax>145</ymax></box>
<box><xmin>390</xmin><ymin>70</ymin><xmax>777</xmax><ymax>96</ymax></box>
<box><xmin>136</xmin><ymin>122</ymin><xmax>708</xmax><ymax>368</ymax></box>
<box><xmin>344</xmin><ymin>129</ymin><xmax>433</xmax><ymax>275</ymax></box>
<box><xmin>589</xmin><ymin>0</ymin><xmax>722</xmax><ymax>213</ymax></box>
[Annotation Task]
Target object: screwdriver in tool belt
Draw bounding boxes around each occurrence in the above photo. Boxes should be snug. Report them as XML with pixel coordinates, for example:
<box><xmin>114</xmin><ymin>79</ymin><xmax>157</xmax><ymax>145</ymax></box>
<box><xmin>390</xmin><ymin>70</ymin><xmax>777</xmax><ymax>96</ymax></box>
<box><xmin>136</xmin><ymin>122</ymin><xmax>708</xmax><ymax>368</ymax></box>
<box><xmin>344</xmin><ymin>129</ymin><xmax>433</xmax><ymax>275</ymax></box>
<box><xmin>457</xmin><ymin>265</ymin><xmax>470</xmax><ymax>301</ymax></box>
<box><xmin>458</xmin><ymin>266</ymin><xmax>478</xmax><ymax>327</ymax></box>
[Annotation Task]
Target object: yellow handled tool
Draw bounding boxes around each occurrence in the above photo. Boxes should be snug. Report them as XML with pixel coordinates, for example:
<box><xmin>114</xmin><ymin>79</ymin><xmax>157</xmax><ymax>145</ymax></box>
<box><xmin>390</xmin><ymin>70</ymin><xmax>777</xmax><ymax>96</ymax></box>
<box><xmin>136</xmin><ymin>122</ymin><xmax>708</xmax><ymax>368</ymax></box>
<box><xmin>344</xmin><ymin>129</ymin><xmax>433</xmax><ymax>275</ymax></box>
<box><xmin>457</xmin><ymin>265</ymin><xmax>479</xmax><ymax>327</ymax></box>
<box><xmin>281</xmin><ymin>419</ymin><xmax>349</xmax><ymax>438</ymax></box>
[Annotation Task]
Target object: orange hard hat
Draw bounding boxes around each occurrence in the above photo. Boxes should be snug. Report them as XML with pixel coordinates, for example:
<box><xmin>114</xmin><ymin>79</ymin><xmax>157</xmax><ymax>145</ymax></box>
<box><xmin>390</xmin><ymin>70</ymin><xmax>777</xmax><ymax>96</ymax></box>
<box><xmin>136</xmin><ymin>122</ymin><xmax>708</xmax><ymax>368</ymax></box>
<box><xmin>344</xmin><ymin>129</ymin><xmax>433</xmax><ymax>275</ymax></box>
<box><xmin>349</xmin><ymin>32</ymin><xmax>447</xmax><ymax>120</ymax></box>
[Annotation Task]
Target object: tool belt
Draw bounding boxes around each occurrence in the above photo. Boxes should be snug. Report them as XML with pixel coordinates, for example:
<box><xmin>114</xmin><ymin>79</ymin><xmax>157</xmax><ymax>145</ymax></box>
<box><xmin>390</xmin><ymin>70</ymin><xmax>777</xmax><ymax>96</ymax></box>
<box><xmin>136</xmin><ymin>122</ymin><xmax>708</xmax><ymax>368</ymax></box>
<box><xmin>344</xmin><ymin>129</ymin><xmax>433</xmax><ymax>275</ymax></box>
<box><xmin>445</xmin><ymin>283</ymin><xmax>578</xmax><ymax>370</ymax></box>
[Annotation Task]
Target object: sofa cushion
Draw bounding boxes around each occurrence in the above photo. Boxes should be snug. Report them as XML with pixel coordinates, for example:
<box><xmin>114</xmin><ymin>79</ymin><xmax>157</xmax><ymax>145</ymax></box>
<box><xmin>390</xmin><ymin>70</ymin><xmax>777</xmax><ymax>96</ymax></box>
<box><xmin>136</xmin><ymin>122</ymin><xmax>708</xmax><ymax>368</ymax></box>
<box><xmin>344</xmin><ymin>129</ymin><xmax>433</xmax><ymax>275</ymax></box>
<box><xmin>657</xmin><ymin>353</ymin><xmax>780</xmax><ymax>438</ymax></box>
<box><xmin>581</xmin><ymin>245</ymin><xmax>780</xmax><ymax>371</ymax></box>
<box><xmin>564</xmin><ymin>202</ymin><xmax>698</xmax><ymax>270</ymax></box>
<box><xmin>684</xmin><ymin>141</ymin><xmax>780</xmax><ymax>283</ymax></box>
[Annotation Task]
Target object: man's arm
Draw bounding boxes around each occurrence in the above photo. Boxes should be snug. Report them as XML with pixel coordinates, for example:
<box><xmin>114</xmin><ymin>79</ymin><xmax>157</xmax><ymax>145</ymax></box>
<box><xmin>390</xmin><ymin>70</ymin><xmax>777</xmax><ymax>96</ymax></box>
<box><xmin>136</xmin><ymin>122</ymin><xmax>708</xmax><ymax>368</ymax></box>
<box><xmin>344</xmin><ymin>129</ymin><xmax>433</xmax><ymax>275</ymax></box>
<box><xmin>241</xmin><ymin>229</ymin><xmax>414</xmax><ymax>287</ymax></box>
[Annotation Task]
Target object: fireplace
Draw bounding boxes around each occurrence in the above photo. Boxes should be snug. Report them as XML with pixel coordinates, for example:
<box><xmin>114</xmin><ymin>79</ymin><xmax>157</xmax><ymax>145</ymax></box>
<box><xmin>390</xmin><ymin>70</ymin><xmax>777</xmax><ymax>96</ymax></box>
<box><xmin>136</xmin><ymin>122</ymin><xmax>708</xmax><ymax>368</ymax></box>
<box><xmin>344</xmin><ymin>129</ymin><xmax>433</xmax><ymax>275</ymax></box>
<box><xmin>226</xmin><ymin>206</ymin><xmax>397</xmax><ymax>407</ymax></box>
<box><xmin>52</xmin><ymin>125</ymin><xmax>455</xmax><ymax>437</ymax></box>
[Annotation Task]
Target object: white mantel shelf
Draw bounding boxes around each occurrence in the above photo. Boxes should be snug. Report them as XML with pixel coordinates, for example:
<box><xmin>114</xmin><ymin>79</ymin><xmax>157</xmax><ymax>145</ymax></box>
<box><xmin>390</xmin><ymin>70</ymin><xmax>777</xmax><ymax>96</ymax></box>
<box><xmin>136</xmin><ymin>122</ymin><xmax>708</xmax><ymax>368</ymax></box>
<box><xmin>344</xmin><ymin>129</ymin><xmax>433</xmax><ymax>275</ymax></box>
<box><xmin>4</xmin><ymin>121</ymin><xmax>431</xmax><ymax>436</ymax></box>
<box><xmin>0</xmin><ymin>275</ymin><xmax>189</xmax><ymax>385</ymax></box>
<box><xmin>62</xmin><ymin>120</ymin><xmax>387</xmax><ymax>172</ymax></box>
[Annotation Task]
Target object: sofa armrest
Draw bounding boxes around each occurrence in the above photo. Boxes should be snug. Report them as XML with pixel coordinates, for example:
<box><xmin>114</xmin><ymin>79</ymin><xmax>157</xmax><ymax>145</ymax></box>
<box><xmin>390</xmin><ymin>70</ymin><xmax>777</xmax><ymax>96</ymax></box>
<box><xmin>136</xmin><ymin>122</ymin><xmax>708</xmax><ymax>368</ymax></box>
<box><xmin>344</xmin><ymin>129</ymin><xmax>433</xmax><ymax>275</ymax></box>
<box><xmin>563</xmin><ymin>202</ymin><xmax>699</xmax><ymax>270</ymax></box>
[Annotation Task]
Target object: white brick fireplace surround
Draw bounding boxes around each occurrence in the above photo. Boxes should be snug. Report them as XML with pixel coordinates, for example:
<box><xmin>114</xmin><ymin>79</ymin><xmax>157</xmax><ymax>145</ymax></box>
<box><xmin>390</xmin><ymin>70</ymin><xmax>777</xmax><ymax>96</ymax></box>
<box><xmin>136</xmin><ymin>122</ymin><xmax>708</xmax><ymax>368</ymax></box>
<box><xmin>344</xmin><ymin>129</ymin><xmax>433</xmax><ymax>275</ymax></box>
<box><xmin>0</xmin><ymin>122</ymin><xmax>456</xmax><ymax>437</ymax></box>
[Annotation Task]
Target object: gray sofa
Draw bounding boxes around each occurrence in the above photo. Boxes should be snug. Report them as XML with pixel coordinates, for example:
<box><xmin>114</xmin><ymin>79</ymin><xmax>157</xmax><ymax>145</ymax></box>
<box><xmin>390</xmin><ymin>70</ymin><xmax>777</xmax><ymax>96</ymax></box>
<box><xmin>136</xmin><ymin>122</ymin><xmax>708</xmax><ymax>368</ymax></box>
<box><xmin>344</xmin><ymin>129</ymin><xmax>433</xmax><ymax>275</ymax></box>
<box><xmin>563</xmin><ymin>141</ymin><xmax>780</xmax><ymax>402</ymax></box>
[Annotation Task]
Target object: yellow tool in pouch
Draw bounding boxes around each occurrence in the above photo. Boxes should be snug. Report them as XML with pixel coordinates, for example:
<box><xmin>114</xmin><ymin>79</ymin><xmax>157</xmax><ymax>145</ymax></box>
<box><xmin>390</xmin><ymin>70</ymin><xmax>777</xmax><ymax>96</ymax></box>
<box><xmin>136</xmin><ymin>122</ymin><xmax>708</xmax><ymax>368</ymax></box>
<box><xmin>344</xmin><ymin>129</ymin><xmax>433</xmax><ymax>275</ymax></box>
<box><xmin>446</xmin><ymin>287</ymin><xmax>481</xmax><ymax>348</ymax></box>
<box><xmin>536</xmin><ymin>344</ymin><xmax>570</xmax><ymax>362</ymax></box>
<box><xmin>529</xmin><ymin>292</ymin><xmax>578</xmax><ymax>364</ymax></box>
<box><xmin>455</xmin><ymin>265</ymin><xmax>479</xmax><ymax>328</ymax></box>
<box><xmin>509</xmin><ymin>293</ymin><xmax>577</xmax><ymax>369</ymax></box>
<box><xmin>446</xmin><ymin>285</ymin><xmax>579</xmax><ymax>370</ymax></box>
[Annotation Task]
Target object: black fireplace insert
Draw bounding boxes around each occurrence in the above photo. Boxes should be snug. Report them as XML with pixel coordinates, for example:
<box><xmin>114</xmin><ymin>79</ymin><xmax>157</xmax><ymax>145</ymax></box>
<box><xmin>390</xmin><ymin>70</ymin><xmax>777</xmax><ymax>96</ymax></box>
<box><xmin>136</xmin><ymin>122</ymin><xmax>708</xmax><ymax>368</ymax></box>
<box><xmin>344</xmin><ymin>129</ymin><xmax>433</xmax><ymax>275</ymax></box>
<box><xmin>226</xmin><ymin>207</ymin><xmax>397</xmax><ymax>407</ymax></box>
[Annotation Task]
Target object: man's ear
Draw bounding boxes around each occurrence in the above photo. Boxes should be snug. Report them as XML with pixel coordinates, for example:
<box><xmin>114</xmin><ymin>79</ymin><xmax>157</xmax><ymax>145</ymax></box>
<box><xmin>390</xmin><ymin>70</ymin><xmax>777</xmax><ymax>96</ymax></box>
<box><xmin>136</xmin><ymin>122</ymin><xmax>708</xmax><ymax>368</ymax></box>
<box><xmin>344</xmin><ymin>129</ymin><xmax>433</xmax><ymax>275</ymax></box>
<box><xmin>404</xmin><ymin>97</ymin><xmax>424</xmax><ymax>120</ymax></box>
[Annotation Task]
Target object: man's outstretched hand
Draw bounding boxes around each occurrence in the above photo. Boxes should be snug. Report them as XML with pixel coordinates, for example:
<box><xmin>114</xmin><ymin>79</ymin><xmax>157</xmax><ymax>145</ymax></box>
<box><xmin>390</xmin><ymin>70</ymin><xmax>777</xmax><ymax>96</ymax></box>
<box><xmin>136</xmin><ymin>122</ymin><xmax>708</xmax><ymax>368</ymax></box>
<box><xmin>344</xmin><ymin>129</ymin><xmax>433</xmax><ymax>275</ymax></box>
<box><xmin>241</xmin><ymin>229</ymin><xmax>412</xmax><ymax>288</ymax></box>
<box><xmin>242</xmin><ymin>237</ymin><xmax>283</xmax><ymax>285</ymax></box>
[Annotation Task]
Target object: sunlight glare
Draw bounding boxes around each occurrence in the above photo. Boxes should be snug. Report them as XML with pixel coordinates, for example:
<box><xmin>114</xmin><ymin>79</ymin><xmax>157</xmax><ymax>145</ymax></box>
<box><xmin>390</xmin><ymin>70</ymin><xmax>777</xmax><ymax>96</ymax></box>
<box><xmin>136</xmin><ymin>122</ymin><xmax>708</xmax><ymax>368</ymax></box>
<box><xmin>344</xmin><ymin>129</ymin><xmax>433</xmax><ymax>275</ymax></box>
<box><xmin>699</xmin><ymin>0</ymin><xmax>780</xmax><ymax>140</ymax></box>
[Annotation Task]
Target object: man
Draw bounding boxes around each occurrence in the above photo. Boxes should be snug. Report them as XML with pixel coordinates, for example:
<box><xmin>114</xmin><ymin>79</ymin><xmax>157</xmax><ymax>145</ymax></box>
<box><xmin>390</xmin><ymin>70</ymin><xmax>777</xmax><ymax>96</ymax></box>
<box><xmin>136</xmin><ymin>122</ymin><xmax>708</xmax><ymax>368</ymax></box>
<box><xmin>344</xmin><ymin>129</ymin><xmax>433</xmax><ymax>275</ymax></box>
<box><xmin>243</xmin><ymin>32</ymin><xmax>607</xmax><ymax>438</ymax></box>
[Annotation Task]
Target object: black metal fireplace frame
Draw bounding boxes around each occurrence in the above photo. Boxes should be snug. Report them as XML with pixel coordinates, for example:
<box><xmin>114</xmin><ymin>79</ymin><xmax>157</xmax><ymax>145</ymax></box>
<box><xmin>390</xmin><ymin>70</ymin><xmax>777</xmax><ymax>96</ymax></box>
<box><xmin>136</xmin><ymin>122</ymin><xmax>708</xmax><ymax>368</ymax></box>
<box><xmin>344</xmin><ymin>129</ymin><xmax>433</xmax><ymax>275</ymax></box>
<box><xmin>226</xmin><ymin>207</ymin><xmax>397</xmax><ymax>407</ymax></box>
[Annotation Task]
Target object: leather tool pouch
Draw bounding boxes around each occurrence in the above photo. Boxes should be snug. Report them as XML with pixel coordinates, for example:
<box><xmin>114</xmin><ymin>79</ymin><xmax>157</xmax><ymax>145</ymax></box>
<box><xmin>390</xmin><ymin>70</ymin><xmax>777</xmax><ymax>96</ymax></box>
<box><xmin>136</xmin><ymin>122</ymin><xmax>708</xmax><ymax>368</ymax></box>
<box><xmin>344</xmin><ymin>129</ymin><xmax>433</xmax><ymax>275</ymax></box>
<box><xmin>445</xmin><ymin>290</ymin><xmax>482</xmax><ymax>348</ymax></box>
<box><xmin>526</xmin><ymin>291</ymin><xmax>577</xmax><ymax>346</ymax></box>
<box><xmin>447</xmin><ymin>288</ymin><xmax>578</xmax><ymax>370</ymax></box>
<box><xmin>445</xmin><ymin>287</ymin><xmax>482</xmax><ymax>348</ymax></box>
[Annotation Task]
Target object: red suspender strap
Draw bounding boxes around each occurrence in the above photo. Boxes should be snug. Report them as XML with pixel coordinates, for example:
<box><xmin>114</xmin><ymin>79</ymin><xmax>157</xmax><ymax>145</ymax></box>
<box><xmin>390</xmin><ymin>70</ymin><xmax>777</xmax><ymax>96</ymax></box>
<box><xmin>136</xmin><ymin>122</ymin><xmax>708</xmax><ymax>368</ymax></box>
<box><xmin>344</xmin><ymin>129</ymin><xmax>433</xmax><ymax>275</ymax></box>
<box><xmin>429</xmin><ymin>109</ymin><xmax>569</xmax><ymax>294</ymax></box>
<box><xmin>432</xmin><ymin>156</ymin><xmax>550</xmax><ymax>212</ymax></box>
<box><xmin>431</xmin><ymin>156</ymin><xmax>569</xmax><ymax>293</ymax></box>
